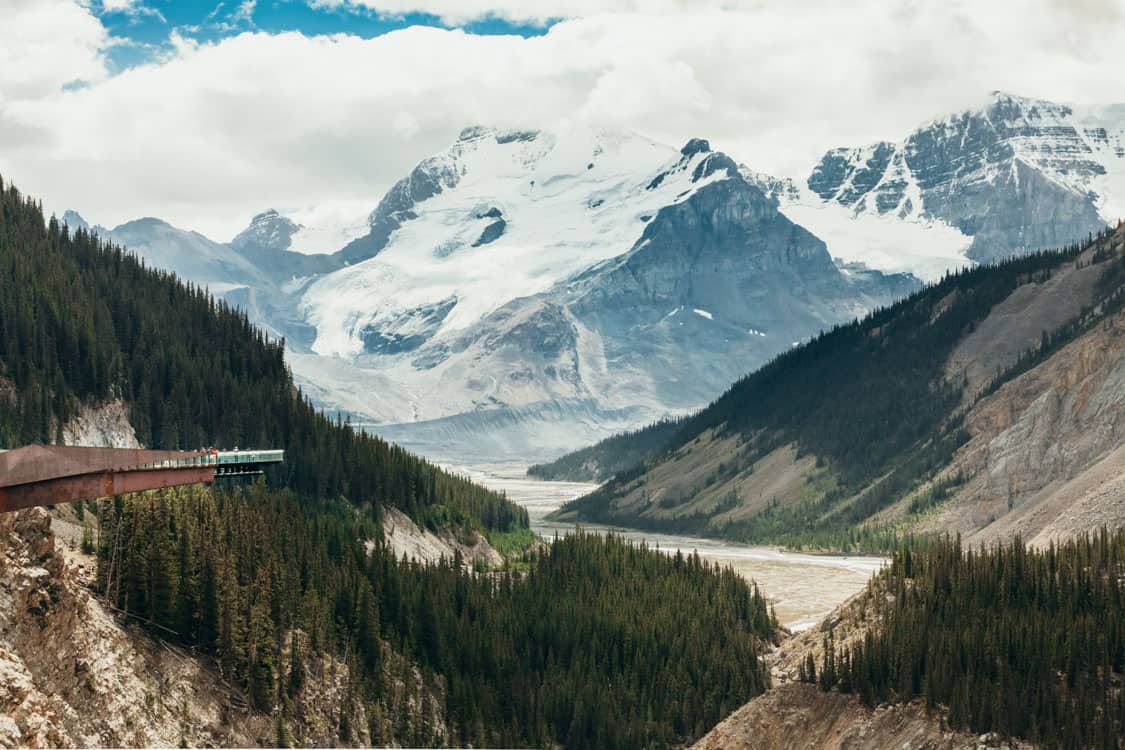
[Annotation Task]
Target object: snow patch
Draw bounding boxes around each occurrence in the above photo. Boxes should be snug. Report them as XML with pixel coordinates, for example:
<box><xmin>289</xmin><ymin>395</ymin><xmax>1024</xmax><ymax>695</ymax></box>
<box><xmin>780</xmin><ymin>190</ymin><xmax>973</xmax><ymax>282</ymax></box>
<box><xmin>286</xmin><ymin>201</ymin><xmax>372</xmax><ymax>254</ymax></box>
<box><xmin>693</xmin><ymin>308</ymin><xmax>713</xmax><ymax>320</ymax></box>
<box><xmin>206</xmin><ymin>281</ymin><xmax>250</xmax><ymax>295</ymax></box>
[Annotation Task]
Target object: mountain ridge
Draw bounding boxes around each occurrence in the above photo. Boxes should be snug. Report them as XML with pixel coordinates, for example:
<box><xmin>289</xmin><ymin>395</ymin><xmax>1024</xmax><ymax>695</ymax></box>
<box><xmin>62</xmin><ymin>124</ymin><xmax>914</xmax><ymax>461</ymax></box>
<box><xmin>793</xmin><ymin>91</ymin><xmax>1123</xmax><ymax>269</ymax></box>
<box><xmin>550</xmin><ymin>223</ymin><xmax>1125</xmax><ymax>551</ymax></box>
<box><xmin>58</xmin><ymin>93</ymin><xmax>1124</xmax><ymax>462</ymax></box>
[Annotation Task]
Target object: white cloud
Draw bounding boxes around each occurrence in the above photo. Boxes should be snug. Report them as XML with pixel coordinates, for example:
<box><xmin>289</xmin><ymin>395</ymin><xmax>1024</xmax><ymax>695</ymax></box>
<box><xmin>311</xmin><ymin>0</ymin><xmax>770</xmax><ymax>25</ymax></box>
<box><xmin>2</xmin><ymin>0</ymin><xmax>1125</xmax><ymax>240</ymax></box>
<box><xmin>0</xmin><ymin>0</ymin><xmax>108</xmax><ymax>104</ymax></box>
<box><xmin>100</xmin><ymin>0</ymin><xmax>141</xmax><ymax>11</ymax></box>
<box><xmin>99</xmin><ymin>0</ymin><xmax>166</xmax><ymax>21</ymax></box>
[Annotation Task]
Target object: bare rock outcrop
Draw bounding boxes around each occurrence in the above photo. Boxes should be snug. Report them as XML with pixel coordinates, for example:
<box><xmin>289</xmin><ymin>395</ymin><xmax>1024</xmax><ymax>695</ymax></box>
<box><xmin>920</xmin><ymin>310</ymin><xmax>1125</xmax><ymax>546</ymax></box>
<box><xmin>380</xmin><ymin>505</ymin><xmax>503</xmax><ymax>569</ymax></box>
<box><xmin>60</xmin><ymin>401</ymin><xmax>139</xmax><ymax>449</ymax></box>
<box><xmin>692</xmin><ymin>683</ymin><xmax>1027</xmax><ymax>750</ymax></box>
<box><xmin>0</xmin><ymin>508</ymin><xmax>270</xmax><ymax>747</ymax></box>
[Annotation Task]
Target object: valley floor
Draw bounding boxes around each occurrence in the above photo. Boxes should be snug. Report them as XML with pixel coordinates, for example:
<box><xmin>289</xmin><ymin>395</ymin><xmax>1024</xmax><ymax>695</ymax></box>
<box><xmin>462</xmin><ymin>464</ymin><xmax>884</xmax><ymax>631</ymax></box>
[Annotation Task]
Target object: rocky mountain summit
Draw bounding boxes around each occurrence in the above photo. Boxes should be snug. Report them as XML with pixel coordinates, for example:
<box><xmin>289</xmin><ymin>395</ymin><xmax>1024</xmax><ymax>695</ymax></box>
<box><xmin>798</xmin><ymin>92</ymin><xmax>1124</xmax><ymax>265</ymax></box>
<box><xmin>294</xmin><ymin>127</ymin><xmax>913</xmax><ymax>459</ymax></box>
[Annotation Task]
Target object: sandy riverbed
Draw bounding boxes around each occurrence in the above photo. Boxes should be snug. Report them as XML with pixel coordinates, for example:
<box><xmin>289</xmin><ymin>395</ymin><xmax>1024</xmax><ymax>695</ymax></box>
<box><xmin>455</xmin><ymin>464</ymin><xmax>884</xmax><ymax>631</ymax></box>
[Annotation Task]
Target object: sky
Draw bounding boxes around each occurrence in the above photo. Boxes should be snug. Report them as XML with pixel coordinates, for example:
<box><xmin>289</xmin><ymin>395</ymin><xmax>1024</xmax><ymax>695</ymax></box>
<box><xmin>2</xmin><ymin>0</ymin><xmax>1125</xmax><ymax>240</ymax></box>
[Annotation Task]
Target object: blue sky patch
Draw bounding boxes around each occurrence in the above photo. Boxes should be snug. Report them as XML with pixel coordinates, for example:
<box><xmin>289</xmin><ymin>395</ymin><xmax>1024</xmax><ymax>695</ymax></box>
<box><xmin>95</xmin><ymin>0</ymin><xmax>556</xmax><ymax>74</ymax></box>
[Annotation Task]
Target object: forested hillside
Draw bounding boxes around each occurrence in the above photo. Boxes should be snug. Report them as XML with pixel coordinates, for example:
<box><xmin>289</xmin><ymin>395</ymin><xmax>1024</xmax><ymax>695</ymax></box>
<box><xmin>809</xmin><ymin>531</ymin><xmax>1125</xmax><ymax>749</ymax></box>
<box><xmin>96</xmin><ymin>484</ymin><xmax>776</xmax><ymax>749</ymax></box>
<box><xmin>556</xmin><ymin>225</ymin><xmax>1125</xmax><ymax>549</ymax></box>
<box><xmin>527</xmin><ymin>417</ymin><xmax>685</xmax><ymax>482</ymax></box>
<box><xmin>0</xmin><ymin>176</ymin><xmax>523</xmax><ymax>533</ymax></box>
<box><xmin>0</xmin><ymin>176</ymin><xmax>779</xmax><ymax>748</ymax></box>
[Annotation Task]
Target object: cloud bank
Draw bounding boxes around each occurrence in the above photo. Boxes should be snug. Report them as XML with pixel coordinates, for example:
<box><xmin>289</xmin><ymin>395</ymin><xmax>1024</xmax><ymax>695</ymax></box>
<box><xmin>2</xmin><ymin>0</ymin><xmax>1124</xmax><ymax>239</ymax></box>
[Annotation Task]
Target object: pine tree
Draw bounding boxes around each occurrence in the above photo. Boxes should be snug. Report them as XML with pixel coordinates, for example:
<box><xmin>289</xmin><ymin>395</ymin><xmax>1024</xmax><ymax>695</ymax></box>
<box><xmin>287</xmin><ymin>631</ymin><xmax>304</xmax><ymax>699</ymax></box>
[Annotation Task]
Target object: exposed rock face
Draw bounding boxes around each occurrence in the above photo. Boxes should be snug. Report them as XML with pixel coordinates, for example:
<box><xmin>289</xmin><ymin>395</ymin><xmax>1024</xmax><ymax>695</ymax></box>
<box><xmin>230</xmin><ymin>209</ymin><xmax>300</xmax><ymax>252</ymax></box>
<box><xmin>0</xmin><ymin>506</ymin><xmax>443</xmax><ymax>748</ymax></box>
<box><xmin>380</xmin><ymin>506</ymin><xmax>502</xmax><ymax>569</ymax></box>
<box><xmin>808</xmin><ymin>92</ymin><xmax>1123</xmax><ymax>263</ymax></box>
<box><xmin>335</xmin><ymin>133</ymin><xmax>465</xmax><ymax>265</ymax></box>
<box><xmin>692</xmin><ymin>683</ymin><xmax>1024</xmax><ymax>750</ymax></box>
<box><xmin>0</xmin><ymin>508</ymin><xmax>268</xmax><ymax>747</ymax></box>
<box><xmin>60</xmin><ymin>401</ymin><xmax>139</xmax><ymax>449</ymax></box>
<box><xmin>923</xmin><ymin>309</ymin><xmax>1125</xmax><ymax>547</ymax></box>
<box><xmin>228</xmin><ymin>211</ymin><xmax>345</xmax><ymax>284</ymax></box>
<box><xmin>564</xmin><ymin>175</ymin><xmax>902</xmax><ymax>410</ymax></box>
<box><xmin>873</xmin><ymin>225</ymin><xmax>1125</xmax><ymax>545</ymax></box>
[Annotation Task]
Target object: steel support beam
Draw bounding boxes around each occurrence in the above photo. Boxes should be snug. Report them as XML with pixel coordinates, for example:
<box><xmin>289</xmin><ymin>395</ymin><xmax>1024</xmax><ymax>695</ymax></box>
<box><xmin>0</xmin><ymin>466</ymin><xmax>216</xmax><ymax>513</ymax></box>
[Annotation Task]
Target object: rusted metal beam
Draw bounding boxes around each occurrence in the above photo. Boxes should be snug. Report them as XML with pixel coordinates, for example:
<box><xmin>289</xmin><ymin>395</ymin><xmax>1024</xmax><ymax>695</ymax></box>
<box><xmin>0</xmin><ymin>466</ymin><xmax>216</xmax><ymax>513</ymax></box>
<box><xmin>0</xmin><ymin>445</ymin><xmax>208</xmax><ymax>488</ymax></box>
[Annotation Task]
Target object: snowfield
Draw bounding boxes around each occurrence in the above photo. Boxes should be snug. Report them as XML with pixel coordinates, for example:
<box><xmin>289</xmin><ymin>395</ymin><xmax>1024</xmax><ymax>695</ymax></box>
<box><xmin>301</xmin><ymin>126</ymin><xmax>732</xmax><ymax>359</ymax></box>
<box><xmin>779</xmin><ymin>193</ymin><xmax>973</xmax><ymax>282</ymax></box>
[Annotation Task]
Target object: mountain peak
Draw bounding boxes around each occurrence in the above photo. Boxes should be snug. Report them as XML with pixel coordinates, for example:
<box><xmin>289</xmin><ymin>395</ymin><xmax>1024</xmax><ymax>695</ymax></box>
<box><xmin>61</xmin><ymin>209</ymin><xmax>89</xmax><ymax>231</ymax></box>
<box><xmin>456</xmin><ymin>125</ymin><xmax>541</xmax><ymax>145</ymax></box>
<box><xmin>251</xmin><ymin>208</ymin><xmax>282</xmax><ymax>223</ymax></box>
<box><xmin>457</xmin><ymin>125</ymin><xmax>491</xmax><ymax>142</ymax></box>
<box><xmin>681</xmin><ymin>138</ymin><xmax>712</xmax><ymax>158</ymax></box>
<box><xmin>804</xmin><ymin>92</ymin><xmax>1121</xmax><ymax>271</ymax></box>
<box><xmin>983</xmin><ymin>90</ymin><xmax>1073</xmax><ymax>120</ymax></box>
<box><xmin>231</xmin><ymin>208</ymin><xmax>300</xmax><ymax>252</ymax></box>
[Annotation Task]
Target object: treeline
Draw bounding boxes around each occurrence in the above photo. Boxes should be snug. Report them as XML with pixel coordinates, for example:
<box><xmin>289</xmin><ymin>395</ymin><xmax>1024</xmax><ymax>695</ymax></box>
<box><xmin>96</xmin><ymin>484</ymin><xmax>776</xmax><ymax>749</ymax></box>
<box><xmin>527</xmin><ymin>416</ymin><xmax>686</xmax><ymax>482</ymax></box>
<box><xmin>0</xmin><ymin>176</ymin><xmax>524</xmax><ymax>533</ymax></box>
<box><xmin>807</xmin><ymin>532</ymin><xmax>1125</xmax><ymax>749</ymax></box>
<box><xmin>564</xmin><ymin>228</ymin><xmax>1121</xmax><ymax>544</ymax></box>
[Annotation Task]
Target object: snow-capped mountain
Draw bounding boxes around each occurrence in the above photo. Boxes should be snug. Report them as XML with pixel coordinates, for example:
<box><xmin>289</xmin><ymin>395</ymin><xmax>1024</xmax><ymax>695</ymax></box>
<box><xmin>292</xmin><ymin>127</ymin><xmax>914</xmax><ymax>459</ymax></box>
<box><xmin>231</xmin><ymin>207</ymin><xmax>369</xmax><ymax>257</ymax></box>
<box><xmin>787</xmin><ymin>92</ymin><xmax>1125</xmax><ymax>275</ymax></box>
<box><xmin>78</xmin><ymin>95</ymin><xmax>1125</xmax><ymax>462</ymax></box>
<box><xmin>302</xmin><ymin>129</ymin><xmax>740</xmax><ymax>359</ymax></box>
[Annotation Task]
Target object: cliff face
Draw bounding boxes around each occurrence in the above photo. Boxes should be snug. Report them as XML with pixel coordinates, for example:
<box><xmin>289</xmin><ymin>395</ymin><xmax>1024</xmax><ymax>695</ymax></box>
<box><xmin>918</xmin><ymin>307</ymin><xmax>1125</xmax><ymax>547</ymax></box>
<box><xmin>692</xmin><ymin>683</ymin><xmax>1027</xmax><ymax>750</ymax></box>
<box><xmin>60</xmin><ymin>402</ymin><xmax>139</xmax><ymax>450</ymax></box>
<box><xmin>0</xmin><ymin>508</ymin><xmax>268</xmax><ymax>748</ymax></box>
<box><xmin>0</xmin><ymin>506</ymin><xmax>442</xmax><ymax>748</ymax></box>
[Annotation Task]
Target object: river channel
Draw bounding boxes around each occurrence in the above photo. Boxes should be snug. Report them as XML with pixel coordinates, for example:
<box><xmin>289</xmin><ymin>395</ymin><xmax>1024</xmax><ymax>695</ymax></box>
<box><xmin>458</xmin><ymin>464</ymin><xmax>885</xmax><ymax>631</ymax></box>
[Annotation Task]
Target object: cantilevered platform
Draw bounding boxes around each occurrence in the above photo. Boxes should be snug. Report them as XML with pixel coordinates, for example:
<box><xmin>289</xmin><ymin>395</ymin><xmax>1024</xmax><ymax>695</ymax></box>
<box><xmin>0</xmin><ymin>445</ymin><xmax>284</xmax><ymax>513</ymax></box>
